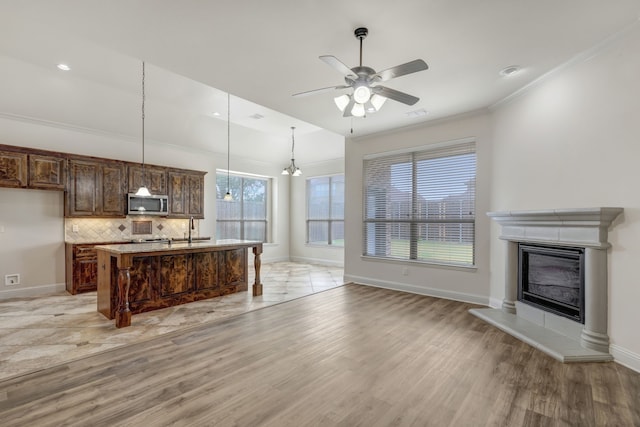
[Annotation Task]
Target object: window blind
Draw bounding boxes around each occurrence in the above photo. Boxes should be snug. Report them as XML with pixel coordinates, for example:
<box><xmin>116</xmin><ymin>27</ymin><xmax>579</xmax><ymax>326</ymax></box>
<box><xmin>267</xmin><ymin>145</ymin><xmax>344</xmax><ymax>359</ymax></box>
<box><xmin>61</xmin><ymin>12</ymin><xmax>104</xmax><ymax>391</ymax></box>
<box><xmin>216</xmin><ymin>173</ymin><xmax>268</xmax><ymax>242</ymax></box>
<box><xmin>307</xmin><ymin>175</ymin><xmax>345</xmax><ymax>246</ymax></box>
<box><xmin>363</xmin><ymin>140</ymin><xmax>476</xmax><ymax>266</ymax></box>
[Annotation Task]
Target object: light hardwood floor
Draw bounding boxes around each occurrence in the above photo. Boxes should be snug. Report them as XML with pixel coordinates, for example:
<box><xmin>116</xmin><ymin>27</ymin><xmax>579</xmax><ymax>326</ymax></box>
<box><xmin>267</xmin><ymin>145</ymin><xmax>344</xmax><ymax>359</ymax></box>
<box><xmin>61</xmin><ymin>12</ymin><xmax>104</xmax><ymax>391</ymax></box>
<box><xmin>0</xmin><ymin>284</ymin><xmax>638</xmax><ymax>426</ymax></box>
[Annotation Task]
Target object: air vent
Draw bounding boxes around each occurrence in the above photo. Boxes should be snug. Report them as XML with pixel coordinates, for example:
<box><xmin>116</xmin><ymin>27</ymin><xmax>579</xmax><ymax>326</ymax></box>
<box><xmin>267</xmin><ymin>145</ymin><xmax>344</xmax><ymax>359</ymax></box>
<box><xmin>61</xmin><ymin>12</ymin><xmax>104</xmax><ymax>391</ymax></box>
<box><xmin>405</xmin><ymin>109</ymin><xmax>428</xmax><ymax>118</ymax></box>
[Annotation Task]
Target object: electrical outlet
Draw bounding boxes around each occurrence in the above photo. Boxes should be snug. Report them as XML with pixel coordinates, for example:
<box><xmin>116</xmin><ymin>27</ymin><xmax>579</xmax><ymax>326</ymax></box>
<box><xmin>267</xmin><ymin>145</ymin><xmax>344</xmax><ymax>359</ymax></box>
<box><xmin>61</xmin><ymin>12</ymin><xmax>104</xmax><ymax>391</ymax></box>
<box><xmin>0</xmin><ymin>225</ymin><xmax>5</xmax><ymax>233</ymax></box>
<box><xmin>5</xmin><ymin>274</ymin><xmax>20</xmax><ymax>286</ymax></box>
<box><xmin>72</xmin><ymin>224</ymin><xmax>79</xmax><ymax>232</ymax></box>
<box><xmin>401</xmin><ymin>267</ymin><xmax>409</xmax><ymax>276</ymax></box>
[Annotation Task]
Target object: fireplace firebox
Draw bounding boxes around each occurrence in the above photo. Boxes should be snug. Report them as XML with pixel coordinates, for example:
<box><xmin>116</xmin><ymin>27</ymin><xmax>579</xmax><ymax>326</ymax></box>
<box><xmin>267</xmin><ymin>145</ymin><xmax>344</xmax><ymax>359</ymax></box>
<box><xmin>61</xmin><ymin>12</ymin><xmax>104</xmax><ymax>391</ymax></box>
<box><xmin>518</xmin><ymin>244</ymin><xmax>585</xmax><ymax>324</ymax></box>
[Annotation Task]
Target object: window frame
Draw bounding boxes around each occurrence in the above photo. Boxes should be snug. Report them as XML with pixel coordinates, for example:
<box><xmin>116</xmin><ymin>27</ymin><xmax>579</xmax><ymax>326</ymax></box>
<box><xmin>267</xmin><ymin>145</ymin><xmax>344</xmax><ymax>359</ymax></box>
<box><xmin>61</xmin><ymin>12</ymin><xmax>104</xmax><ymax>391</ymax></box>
<box><xmin>306</xmin><ymin>174</ymin><xmax>345</xmax><ymax>247</ymax></box>
<box><xmin>362</xmin><ymin>138</ymin><xmax>476</xmax><ymax>268</ymax></box>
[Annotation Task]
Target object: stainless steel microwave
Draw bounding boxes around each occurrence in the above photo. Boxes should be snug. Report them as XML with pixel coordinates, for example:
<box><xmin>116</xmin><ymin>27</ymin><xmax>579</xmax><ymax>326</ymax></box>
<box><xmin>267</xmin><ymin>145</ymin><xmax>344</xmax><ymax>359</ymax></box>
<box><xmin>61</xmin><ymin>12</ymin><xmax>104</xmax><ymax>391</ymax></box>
<box><xmin>127</xmin><ymin>193</ymin><xmax>169</xmax><ymax>215</ymax></box>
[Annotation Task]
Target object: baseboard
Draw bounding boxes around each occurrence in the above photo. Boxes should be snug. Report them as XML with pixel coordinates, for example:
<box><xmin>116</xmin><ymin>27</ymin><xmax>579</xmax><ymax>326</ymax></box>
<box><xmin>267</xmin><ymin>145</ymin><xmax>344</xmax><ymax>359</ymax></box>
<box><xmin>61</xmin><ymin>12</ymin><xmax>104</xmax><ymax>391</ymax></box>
<box><xmin>489</xmin><ymin>296</ymin><xmax>503</xmax><ymax>309</ymax></box>
<box><xmin>344</xmin><ymin>274</ymin><xmax>489</xmax><ymax>306</ymax></box>
<box><xmin>0</xmin><ymin>282</ymin><xmax>66</xmax><ymax>299</ymax></box>
<box><xmin>610</xmin><ymin>344</ymin><xmax>640</xmax><ymax>373</ymax></box>
<box><xmin>289</xmin><ymin>256</ymin><xmax>344</xmax><ymax>267</ymax></box>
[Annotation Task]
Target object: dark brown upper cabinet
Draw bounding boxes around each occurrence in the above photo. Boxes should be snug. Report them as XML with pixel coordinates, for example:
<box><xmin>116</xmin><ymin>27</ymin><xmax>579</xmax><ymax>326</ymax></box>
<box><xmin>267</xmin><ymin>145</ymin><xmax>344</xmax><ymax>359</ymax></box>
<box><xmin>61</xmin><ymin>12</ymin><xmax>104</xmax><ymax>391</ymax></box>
<box><xmin>28</xmin><ymin>154</ymin><xmax>66</xmax><ymax>190</ymax></box>
<box><xmin>0</xmin><ymin>150</ymin><xmax>28</xmax><ymax>188</ymax></box>
<box><xmin>0</xmin><ymin>144</ymin><xmax>206</xmax><ymax>218</ymax></box>
<box><xmin>66</xmin><ymin>159</ymin><xmax>126</xmax><ymax>217</ymax></box>
<box><xmin>167</xmin><ymin>170</ymin><xmax>205</xmax><ymax>219</ymax></box>
<box><xmin>127</xmin><ymin>165</ymin><xmax>167</xmax><ymax>195</ymax></box>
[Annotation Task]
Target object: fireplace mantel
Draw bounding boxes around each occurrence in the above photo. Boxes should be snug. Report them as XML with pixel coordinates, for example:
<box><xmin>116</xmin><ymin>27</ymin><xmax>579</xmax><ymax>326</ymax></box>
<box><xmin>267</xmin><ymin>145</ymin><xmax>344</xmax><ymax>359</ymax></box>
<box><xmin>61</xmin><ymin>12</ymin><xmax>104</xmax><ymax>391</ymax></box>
<box><xmin>487</xmin><ymin>207</ymin><xmax>623</xmax><ymax>248</ymax></box>
<box><xmin>472</xmin><ymin>207</ymin><xmax>623</xmax><ymax>362</ymax></box>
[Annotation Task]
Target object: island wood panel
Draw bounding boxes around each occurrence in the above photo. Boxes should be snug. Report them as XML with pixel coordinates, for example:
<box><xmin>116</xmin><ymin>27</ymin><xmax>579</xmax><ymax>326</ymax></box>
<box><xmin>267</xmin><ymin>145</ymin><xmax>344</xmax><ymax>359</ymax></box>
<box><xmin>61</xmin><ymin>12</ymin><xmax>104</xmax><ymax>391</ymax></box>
<box><xmin>194</xmin><ymin>252</ymin><xmax>219</xmax><ymax>291</ymax></box>
<box><xmin>160</xmin><ymin>254</ymin><xmax>192</xmax><ymax>297</ymax></box>
<box><xmin>97</xmin><ymin>243</ymin><xmax>258</xmax><ymax>322</ymax></box>
<box><xmin>220</xmin><ymin>248</ymin><xmax>247</xmax><ymax>293</ymax></box>
<box><xmin>128</xmin><ymin>256</ymin><xmax>153</xmax><ymax>305</ymax></box>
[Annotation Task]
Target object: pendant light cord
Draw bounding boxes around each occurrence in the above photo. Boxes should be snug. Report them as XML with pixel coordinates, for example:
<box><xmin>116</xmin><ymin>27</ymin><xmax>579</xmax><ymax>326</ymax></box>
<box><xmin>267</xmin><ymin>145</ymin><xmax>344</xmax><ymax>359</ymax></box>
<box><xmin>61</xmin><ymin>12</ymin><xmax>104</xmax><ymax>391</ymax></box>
<box><xmin>227</xmin><ymin>93</ymin><xmax>230</xmax><ymax>193</ymax></box>
<box><xmin>141</xmin><ymin>61</ymin><xmax>146</xmax><ymax>181</ymax></box>
<box><xmin>290</xmin><ymin>126</ymin><xmax>295</xmax><ymax>159</ymax></box>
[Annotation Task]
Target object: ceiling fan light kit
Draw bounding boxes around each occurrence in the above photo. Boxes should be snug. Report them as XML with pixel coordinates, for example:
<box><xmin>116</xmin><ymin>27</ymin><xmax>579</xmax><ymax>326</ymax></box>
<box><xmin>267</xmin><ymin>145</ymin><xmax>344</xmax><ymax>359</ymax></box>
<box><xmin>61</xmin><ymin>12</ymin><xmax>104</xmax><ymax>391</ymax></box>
<box><xmin>293</xmin><ymin>27</ymin><xmax>428</xmax><ymax>118</ymax></box>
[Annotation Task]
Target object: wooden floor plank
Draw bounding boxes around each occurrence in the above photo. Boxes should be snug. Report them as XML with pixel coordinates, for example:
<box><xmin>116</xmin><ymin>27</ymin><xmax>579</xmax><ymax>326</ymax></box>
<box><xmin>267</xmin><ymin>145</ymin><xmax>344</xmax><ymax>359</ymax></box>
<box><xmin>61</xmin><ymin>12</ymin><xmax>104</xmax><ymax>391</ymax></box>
<box><xmin>0</xmin><ymin>284</ymin><xmax>638</xmax><ymax>426</ymax></box>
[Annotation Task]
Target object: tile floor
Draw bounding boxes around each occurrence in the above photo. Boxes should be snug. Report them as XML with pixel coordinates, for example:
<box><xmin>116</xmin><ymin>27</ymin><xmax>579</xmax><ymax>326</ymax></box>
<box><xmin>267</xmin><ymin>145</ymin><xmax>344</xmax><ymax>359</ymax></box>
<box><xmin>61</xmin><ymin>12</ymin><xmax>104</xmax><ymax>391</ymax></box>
<box><xmin>0</xmin><ymin>262</ymin><xmax>344</xmax><ymax>381</ymax></box>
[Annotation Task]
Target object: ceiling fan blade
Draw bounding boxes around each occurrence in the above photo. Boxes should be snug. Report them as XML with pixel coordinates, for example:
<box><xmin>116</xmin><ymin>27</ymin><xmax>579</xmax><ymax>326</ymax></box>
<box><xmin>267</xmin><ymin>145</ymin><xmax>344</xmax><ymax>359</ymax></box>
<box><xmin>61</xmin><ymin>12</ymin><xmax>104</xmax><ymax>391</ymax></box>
<box><xmin>342</xmin><ymin>97</ymin><xmax>356</xmax><ymax>117</ymax></box>
<box><xmin>292</xmin><ymin>85</ymin><xmax>350</xmax><ymax>97</ymax></box>
<box><xmin>373</xmin><ymin>86</ymin><xmax>420</xmax><ymax>106</ymax></box>
<box><xmin>320</xmin><ymin>55</ymin><xmax>357</xmax><ymax>81</ymax></box>
<box><xmin>372</xmin><ymin>59</ymin><xmax>428</xmax><ymax>82</ymax></box>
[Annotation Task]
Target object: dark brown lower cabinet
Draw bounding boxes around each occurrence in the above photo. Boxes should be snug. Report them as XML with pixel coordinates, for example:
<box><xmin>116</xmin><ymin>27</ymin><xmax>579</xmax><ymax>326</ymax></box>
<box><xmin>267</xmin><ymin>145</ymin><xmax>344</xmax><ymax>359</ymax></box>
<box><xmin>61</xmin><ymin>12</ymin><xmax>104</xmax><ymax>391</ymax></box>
<box><xmin>65</xmin><ymin>242</ymin><xmax>126</xmax><ymax>294</ymax></box>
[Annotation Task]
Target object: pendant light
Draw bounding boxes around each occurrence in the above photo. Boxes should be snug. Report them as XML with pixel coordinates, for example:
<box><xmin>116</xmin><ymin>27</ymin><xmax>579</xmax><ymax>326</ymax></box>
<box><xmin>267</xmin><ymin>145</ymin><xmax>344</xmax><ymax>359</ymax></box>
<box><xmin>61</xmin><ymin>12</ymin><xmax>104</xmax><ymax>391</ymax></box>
<box><xmin>223</xmin><ymin>93</ymin><xmax>233</xmax><ymax>201</ymax></box>
<box><xmin>282</xmin><ymin>126</ymin><xmax>302</xmax><ymax>176</ymax></box>
<box><xmin>135</xmin><ymin>60</ymin><xmax>152</xmax><ymax>197</ymax></box>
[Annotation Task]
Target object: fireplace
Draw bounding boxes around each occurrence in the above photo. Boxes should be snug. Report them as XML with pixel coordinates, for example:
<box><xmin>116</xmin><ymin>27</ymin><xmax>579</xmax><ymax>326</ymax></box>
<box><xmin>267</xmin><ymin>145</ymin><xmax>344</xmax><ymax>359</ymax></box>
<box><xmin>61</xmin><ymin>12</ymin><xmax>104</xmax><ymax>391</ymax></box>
<box><xmin>472</xmin><ymin>208</ymin><xmax>623</xmax><ymax>362</ymax></box>
<box><xmin>518</xmin><ymin>244</ymin><xmax>584</xmax><ymax>324</ymax></box>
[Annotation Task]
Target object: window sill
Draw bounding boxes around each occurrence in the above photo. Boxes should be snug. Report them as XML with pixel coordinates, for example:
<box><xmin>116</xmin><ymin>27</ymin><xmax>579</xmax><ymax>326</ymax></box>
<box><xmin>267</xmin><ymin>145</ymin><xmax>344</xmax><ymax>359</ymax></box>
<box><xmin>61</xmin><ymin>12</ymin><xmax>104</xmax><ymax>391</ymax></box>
<box><xmin>305</xmin><ymin>243</ymin><xmax>345</xmax><ymax>249</ymax></box>
<box><xmin>360</xmin><ymin>255</ymin><xmax>477</xmax><ymax>272</ymax></box>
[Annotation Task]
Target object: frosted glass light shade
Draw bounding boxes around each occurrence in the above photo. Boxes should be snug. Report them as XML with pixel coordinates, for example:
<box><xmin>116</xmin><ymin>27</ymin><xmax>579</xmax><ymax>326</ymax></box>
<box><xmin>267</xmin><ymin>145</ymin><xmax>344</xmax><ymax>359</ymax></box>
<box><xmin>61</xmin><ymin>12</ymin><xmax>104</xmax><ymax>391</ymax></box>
<box><xmin>351</xmin><ymin>102</ymin><xmax>365</xmax><ymax>117</ymax></box>
<box><xmin>135</xmin><ymin>186</ymin><xmax>151</xmax><ymax>197</ymax></box>
<box><xmin>370</xmin><ymin>94</ymin><xmax>387</xmax><ymax>111</ymax></box>
<box><xmin>334</xmin><ymin>94</ymin><xmax>350</xmax><ymax>112</ymax></box>
<box><xmin>353</xmin><ymin>85</ymin><xmax>371</xmax><ymax>104</ymax></box>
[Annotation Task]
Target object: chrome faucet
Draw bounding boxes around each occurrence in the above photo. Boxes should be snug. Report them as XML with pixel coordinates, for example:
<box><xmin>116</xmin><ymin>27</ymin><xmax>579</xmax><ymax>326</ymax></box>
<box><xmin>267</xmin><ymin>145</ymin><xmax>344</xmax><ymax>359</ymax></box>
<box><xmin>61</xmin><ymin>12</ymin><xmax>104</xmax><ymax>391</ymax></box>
<box><xmin>188</xmin><ymin>216</ymin><xmax>195</xmax><ymax>244</ymax></box>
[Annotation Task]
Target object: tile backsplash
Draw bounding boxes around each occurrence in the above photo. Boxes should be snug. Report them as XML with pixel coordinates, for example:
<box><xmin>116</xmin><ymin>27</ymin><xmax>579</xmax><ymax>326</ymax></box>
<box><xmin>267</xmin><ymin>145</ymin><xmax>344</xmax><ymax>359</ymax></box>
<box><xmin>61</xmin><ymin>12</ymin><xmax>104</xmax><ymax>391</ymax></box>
<box><xmin>65</xmin><ymin>217</ymin><xmax>201</xmax><ymax>243</ymax></box>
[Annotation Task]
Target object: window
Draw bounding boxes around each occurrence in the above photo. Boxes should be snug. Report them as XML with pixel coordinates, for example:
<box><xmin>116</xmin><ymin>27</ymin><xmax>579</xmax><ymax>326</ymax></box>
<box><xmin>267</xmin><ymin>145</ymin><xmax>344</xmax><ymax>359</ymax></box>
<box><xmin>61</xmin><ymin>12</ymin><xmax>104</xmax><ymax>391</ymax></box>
<box><xmin>216</xmin><ymin>172</ymin><xmax>268</xmax><ymax>242</ymax></box>
<box><xmin>363</xmin><ymin>140</ymin><xmax>476</xmax><ymax>267</ymax></box>
<box><xmin>307</xmin><ymin>175</ymin><xmax>344</xmax><ymax>246</ymax></box>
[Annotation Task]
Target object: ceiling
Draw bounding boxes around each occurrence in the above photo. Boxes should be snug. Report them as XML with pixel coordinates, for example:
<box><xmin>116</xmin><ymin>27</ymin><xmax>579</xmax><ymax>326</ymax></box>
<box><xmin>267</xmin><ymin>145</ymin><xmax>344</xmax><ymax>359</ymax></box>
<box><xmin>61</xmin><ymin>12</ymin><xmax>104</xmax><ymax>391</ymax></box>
<box><xmin>1</xmin><ymin>1</ymin><xmax>639</xmax><ymax>162</ymax></box>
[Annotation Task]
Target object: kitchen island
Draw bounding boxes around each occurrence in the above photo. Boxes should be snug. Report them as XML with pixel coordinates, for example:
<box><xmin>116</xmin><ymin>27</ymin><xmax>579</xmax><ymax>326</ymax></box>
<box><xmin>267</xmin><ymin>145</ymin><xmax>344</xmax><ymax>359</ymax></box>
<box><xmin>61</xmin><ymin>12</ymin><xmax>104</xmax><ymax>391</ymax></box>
<box><xmin>95</xmin><ymin>239</ymin><xmax>263</xmax><ymax>328</ymax></box>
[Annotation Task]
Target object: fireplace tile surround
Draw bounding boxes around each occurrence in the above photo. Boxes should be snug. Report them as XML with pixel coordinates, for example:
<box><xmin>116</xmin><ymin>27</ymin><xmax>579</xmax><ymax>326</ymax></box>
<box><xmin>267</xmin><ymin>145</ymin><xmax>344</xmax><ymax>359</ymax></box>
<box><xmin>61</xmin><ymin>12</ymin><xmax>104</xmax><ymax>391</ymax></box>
<box><xmin>471</xmin><ymin>208</ymin><xmax>623</xmax><ymax>362</ymax></box>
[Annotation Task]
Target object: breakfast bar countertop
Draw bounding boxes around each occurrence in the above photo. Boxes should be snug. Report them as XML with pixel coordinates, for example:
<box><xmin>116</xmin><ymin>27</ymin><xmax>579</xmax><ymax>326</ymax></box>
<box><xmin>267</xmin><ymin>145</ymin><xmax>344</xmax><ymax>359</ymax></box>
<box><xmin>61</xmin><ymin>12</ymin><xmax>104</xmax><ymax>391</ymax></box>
<box><xmin>94</xmin><ymin>239</ymin><xmax>262</xmax><ymax>254</ymax></box>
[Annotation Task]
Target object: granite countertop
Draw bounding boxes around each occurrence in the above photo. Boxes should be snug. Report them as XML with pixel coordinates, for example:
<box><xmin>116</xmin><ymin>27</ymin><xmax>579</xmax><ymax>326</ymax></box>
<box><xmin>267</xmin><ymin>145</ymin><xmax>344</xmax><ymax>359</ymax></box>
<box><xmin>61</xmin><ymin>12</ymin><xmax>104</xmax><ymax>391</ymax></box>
<box><xmin>94</xmin><ymin>239</ymin><xmax>262</xmax><ymax>254</ymax></box>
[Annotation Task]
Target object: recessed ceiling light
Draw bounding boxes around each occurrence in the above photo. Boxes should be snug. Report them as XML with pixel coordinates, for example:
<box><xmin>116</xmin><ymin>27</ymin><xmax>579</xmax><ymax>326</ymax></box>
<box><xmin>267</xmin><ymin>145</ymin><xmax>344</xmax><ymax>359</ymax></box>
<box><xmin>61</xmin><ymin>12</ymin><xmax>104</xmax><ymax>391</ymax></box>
<box><xmin>249</xmin><ymin>113</ymin><xmax>264</xmax><ymax>120</ymax></box>
<box><xmin>57</xmin><ymin>63</ymin><xmax>71</xmax><ymax>71</ymax></box>
<box><xmin>405</xmin><ymin>108</ymin><xmax>429</xmax><ymax>118</ymax></box>
<box><xmin>212</xmin><ymin>112</ymin><xmax>221</xmax><ymax>117</ymax></box>
<box><xmin>499</xmin><ymin>65</ymin><xmax>520</xmax><ymax>77</ymax></box>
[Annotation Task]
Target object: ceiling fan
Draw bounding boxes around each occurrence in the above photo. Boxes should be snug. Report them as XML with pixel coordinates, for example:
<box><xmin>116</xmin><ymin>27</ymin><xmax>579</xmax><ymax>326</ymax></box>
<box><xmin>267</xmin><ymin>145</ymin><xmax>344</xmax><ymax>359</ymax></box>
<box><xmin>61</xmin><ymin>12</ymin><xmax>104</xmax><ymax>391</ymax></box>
<box><xmin>293</xmin><ymin>27</ymin><xmax>428</xmax><ymax>117</ymax></box>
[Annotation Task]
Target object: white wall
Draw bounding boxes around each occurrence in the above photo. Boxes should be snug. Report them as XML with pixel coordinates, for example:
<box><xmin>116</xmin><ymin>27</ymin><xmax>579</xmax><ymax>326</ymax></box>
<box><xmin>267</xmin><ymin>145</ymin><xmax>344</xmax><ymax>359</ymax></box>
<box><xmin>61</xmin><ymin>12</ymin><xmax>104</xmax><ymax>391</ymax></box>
<box><xmin>0</xmin><ymin>187</ymin><xmax>65</xmax><ymax>297</ymax></box>
<box><xmin>289</xmin><ymin>157</ymin><xmax>345</xmax><ymax>266</ymax></box>
<box><xmin>489</xmin><ymin>24</ymin><xmax>640</xmax><ymax>369</ymax></box>
<box><xmin>344</xmin><ymin>113</ymin><xmax>493</xmax><ymax>304</ymax></box>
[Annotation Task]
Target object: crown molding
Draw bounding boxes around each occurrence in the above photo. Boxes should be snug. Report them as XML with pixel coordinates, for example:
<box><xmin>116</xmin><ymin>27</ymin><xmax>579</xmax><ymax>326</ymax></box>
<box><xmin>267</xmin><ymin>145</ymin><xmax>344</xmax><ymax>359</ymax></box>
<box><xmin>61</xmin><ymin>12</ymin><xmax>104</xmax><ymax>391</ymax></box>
<box><xmin>491</xmin><ymin>18</ymin><xmax>640</xmax><ymax>110</ymax></box>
